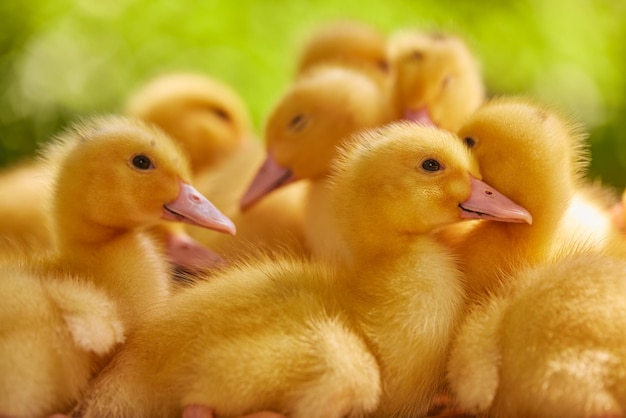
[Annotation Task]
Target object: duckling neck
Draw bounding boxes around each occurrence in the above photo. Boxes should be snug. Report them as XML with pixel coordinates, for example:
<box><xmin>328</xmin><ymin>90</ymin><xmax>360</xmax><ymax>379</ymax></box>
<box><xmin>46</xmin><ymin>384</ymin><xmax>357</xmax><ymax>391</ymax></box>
<box><xmin>55</xmin><ymin>219</ymin><xmax>171</xmax><ymax>332</ymax></box>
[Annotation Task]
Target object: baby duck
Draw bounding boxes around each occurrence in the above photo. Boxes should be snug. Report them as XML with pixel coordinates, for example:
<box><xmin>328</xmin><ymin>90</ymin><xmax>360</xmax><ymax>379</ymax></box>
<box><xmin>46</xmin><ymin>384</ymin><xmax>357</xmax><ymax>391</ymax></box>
<box><xmin>435</xmin><ymin>97</ymin><xmax>624</xmax><ymax>301</ymax></box>
<box><xmin>124</xmin><ymin>72</ymin><xmax>254</xmax><ymax>271</ymax></box>
<box><xmin>239</xmin><ymin>65</ymin><xmax>389</xmax><ymax>261</ymax></box>
<box><xmin>295</xmin><ymin>19</ymin><xmax>388</xmax><ymax>81</ymax></box>
<box><xmin>386</xmin><ymin>29</ymin><xmax>485</xmax><ymax>132</ymax></box>
<box><xmin>124</xmin><ymin>72</ymin><xmax>253</xmax><ymax>175</ymax></box>
<box><xmin>76</xmin><ymin>122</ymin><xmax>529</xmax><ymax>418</ymax></box>
<box><xmin>20</xmin><ymin>116</ymin><xmax>234</xmax><ymax>332</ymax></box>
<box><xmin>0</xmin><ymin>116</ymin><xmax>233</xmax><ymax>417</ymax></box>
<box><xmin>447</xmin><ymin>252</ymin><xmax>626</xmax><ymax>418</ymax></box>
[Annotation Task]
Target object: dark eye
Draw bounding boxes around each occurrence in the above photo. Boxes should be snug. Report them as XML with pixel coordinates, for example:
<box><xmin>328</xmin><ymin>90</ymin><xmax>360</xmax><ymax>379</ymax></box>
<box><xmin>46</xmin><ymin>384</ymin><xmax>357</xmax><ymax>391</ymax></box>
<box><xmin>288</xmin><ymin>114</ymin><xmax>307</xmax><ymax>132</ymax></box>
<box><xmin>421</xmin><ymin>159</ymin><xmax>441</xmax><ymax>172</ymax></box>
<box><xmin>211</xmin><ymin>107</ymin><xmax>230</xmax><ymax>121</ymax></box>
<box><xmin>377</xmin><ymin>59</ymin><xmax>389</xmax><ymax>72</ymax></box>
<box><xmin>132</xmin><ymin>154</ymin><xmax>154</xmax><ymax>170</ymax></box>
<box><xmin>463</xmin><ymin>137</ymin><xmax>476</xmax><ymax>148</ymax></box>
<box><xmin>410</xmin><ymin>50</ymin><xmax>424</xmax><ymax>61</ymax></box>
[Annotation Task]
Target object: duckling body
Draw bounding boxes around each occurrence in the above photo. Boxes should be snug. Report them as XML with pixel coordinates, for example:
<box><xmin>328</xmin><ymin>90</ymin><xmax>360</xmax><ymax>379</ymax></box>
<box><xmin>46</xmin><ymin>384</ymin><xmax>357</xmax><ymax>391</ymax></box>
<box><xmin>0</xmin><ymin>116</ymin><xmax>234</xmax><ymax>416</ymax></box>
<box><xmin>442</xmin><ymin>98</ymin><xmax>626</xmax><ymax>417</ymax></box>
<box><xmin>448</xmin><ymin>253</ymin><xmax>626</xmax><ymax>418</ymax></box>
<box><xmin>386</xmin><ymin>30</ymin><xmax>485</xmax><ymax>132</ymax></box>
<box><xmin>77</xmin><ymin>122</ymin><xmax>529</xmax><ymax>418</ymax></box>
<box><xmin>0</xmin><ymin>266</ymin><xmax>124</xmax><ymax>418</ymax></box>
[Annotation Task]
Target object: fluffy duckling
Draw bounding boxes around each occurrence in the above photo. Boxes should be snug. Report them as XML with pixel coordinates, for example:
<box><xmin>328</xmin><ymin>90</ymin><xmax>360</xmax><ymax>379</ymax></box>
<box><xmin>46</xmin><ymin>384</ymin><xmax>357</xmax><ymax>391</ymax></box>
<box><xmin>15</xmin><ymin>116</ymin><xmax>234</xmax><ymax>333</ymax></box>
<box><xmin>435</xmin><ymin>97</ymin><xmax>623</xmax><ymax>301</ymax></box>
<box><xmin>124</xmin><ymin>72</ymin><xmax>253</xmax><ymax>175</ymax></box>
<box><xmin>295</xmin><ymin>19</ymin><xmax>388</xmax><ymax>81</ymax></box>
<box><xmin>386</xmin><ymin>29</ymin><xmax>485</xmax><ymax>132</ymax></box>
<box><xmin>0</xmin><ymin>265</ymin><xmax>124</xmax><ymax>418</ymax></box>
<box><xmin>76</xmin><ymin>122</ymin><xmax>529</xmax><ymax>418</ymax></box>
<box><xmin>124</xmin><ymin>72</ymin><xmax>255</xmax><ymax>271</ymax></box>
<box><xmin>0</xmin><ymin>116</ymin><xmax>234</xmax><ymax>414</ymax></box>
<box><xmin>239</xmin><ymin>65</ymin><xmax>389</xmax><ymax>261</ymax></box>
<box><xmin>447</xmin><ymin>252</ymin><xmax>626</xmax><ymax>418</ymax></box>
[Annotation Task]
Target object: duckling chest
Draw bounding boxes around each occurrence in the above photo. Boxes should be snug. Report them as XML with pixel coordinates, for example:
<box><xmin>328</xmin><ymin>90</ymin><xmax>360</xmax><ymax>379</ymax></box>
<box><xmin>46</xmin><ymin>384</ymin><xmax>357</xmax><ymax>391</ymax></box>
<box><xmin>346</xmin><ymin>251</ymin><xmax>465</xmax><ymax>361</ymax></box>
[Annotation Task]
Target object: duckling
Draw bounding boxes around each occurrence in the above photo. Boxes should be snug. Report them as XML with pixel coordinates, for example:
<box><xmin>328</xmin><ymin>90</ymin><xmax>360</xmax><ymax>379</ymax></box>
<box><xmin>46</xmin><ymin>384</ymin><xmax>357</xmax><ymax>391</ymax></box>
<box><xmin>15</xmin><ymin>115</ymin><xmax>234</xmax><ymax>333</ymax></box>
<box><xmin>447</xmin><ymin>252</ymin><xmax>626</xmax><ymax>418</ymax></box>
<box><xmin>0</xmin><ymin>265</ymin><xmax>124</xmax><ymax>418</ymax></box>
<box><xmin>386</xmin><ymin>29</ymin><xmax>485</xmax><ymax>132</ymax></box>
<box><xmin>295</xmin><ymin>19</ymin><xmax>388</xmax><ymax>81</ymax></box>
<box><xmin>124</xmin><ymin>72</ymin><xmax>254</xmax><ymax>271</ymax></box>
<box><xmin>239</xmin><ymin>65</ymin><xmax>389</xmax><ymax>262</ymax></box>
<box><xmin>435</xmin><ymin>96</ymin><xmax>622</xmax><ymax>301</ymax></box>
<box><xmin>76</xmin><ymin>122</ymin><xmax>530</xmax><ymax>418</ymax></box>
<box><xmin>124</xmin><ymin>72</ymin><xmax>253</xmax><ymax>175</ymax></box>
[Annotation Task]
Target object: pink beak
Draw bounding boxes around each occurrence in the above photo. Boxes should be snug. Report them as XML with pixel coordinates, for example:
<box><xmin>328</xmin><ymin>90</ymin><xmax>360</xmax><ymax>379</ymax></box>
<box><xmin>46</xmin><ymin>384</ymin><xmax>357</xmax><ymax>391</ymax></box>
<box><xmin>240</xmin><ymin>153</ymin><xmax>296</xmax><ymax>211</ymax></box>
<box><xmin>404</xmin><ymin>107</ymin><xmax>435</xmax><ymax>126</ymax></box>
<box><xmin>459</xmin><ymin>176</ymin><xmax>532</xmax><ymax>224</ymax></box>
<box><xmin>163</xmin><ymin>181</ymin><xmax>236</xmax><ymax>235</ymax></box>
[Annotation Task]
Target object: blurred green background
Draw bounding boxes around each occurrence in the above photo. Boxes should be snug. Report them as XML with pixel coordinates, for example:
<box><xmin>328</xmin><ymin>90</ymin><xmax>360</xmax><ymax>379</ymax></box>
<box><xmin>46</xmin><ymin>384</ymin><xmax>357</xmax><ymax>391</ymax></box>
<box><xmin>1</xmin><ymin>0</ymin><xmax>625</xmax><ymax>188</ymax></box>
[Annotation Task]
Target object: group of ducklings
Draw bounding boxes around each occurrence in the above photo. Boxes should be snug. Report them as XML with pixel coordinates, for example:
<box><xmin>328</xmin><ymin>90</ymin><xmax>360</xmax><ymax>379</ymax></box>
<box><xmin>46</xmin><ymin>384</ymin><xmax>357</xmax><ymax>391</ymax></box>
<box><xmin>1</xmin><ymin>18</ymin><xmax>626</xmax><ymax>418</ymax></box>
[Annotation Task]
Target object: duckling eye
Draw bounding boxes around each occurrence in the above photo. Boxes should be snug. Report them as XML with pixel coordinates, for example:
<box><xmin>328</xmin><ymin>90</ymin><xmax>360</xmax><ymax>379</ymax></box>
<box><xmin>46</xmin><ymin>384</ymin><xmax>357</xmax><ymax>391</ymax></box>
<box><xmin>410</xmin><ymin>50</ymin><xmax>424</xmax><ymax>61</ymax></box>
<box><xmin>132</xmin><ymin>154</ymin><xmax>154</xmax><ymax>170</ymax></box>
<box><xmin>463</xmin><ymin>137</ymin><xmax>476</xmax><ymax>148</ymax></box>
<box><xmin>288</xmin><ymin>114</ymin><xmax>307</xmax><ymax>132</ymax></box>
<box><xmin>211</xmin><ymin>107</ymin><xmax>230</xmax><ymax>121</ymax></box>
<box><xmin>377</xmin><ymin>59</ymin><xmax>389</xmax><ymax>72</ymax></box>
<box><xmin>421</xmin><ymin>159</ymin><xmax>442</xmax><ymax>172</ymax></box>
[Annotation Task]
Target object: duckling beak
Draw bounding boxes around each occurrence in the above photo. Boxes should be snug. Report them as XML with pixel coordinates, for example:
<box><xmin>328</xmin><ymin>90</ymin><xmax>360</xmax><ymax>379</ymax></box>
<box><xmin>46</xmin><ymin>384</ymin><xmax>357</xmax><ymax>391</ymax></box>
<box><xmin>404</xmin><ymin>107</ymin><xmax>435</xmax><ymax>126</ymax></box>
<box><xmin>163</xmin><ymin>181</ymin><xmax>236</xmax><ymax>235</ymax></box>
<box><xmin>240</xmin><ymin>152</ymin><xmax>296</xmax><ymax>211</ymax></box>
<box><xmin>459</xmin><ymin>176</ymin><xmax>533</xmax><ymax>224</ymax></box>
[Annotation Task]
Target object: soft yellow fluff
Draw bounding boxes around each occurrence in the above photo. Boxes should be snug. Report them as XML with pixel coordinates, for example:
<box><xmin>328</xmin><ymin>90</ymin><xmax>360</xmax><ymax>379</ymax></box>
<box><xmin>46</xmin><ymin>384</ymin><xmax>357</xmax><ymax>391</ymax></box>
<box><xmin>124</xmin><ymin>72</ymin><xmax>253</xmax><ymax>175</ymax></box>
<box><xmin>436</xmin><ymin>96</ymin><xmax>623</xmax><ymax>302</ymax></box>
<box><xmin>386</xmin><ymin>29</ymin><xmax>485</xmax><ymax>132</ymax></box>
<box><xmin>0</xmin><ymin>265</ymin><xmax>124</xmax><ymax>418</ymax></box>
<box><xmin>295</xmin><ymin>19</ymin><xmax>388</xmax><ymax>81</ymax></box>
<box><xmin>0</xmin><ymin>115</ymin><xmax>234</xmax><ymax>416</ymax></box>
<box><xmin>448</xmin><ymin>253</ymin><xmax>626</xmax><ymax>418</ymax></box>
<box><xmin>75</xmin><ymin>122</ymin><xmax>525</xmax><ymax>418</ymax></box>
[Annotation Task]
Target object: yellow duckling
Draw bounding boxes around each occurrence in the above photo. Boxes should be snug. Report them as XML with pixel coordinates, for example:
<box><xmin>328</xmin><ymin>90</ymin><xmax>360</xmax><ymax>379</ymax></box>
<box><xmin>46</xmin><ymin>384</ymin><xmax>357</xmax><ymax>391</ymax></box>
<box><xmin>0</xmin><ymin>116</ymin><xmax>234</xmax><ymax>417</ymax></box>
<box><xmin>386</xmin><ymin>29</ymin><xmax>485</xmax><ymax>132</ymax></box>
<box><xmin>124</xmin><ymin>72</ymin><xmax>255</xmax><ymax>271</ymax></box>
<box><xmin>239</xmin><ymin>65</ymin><xmax>389</xmax><ymax>261</ymax></box>
<box><xmin>295</xmin><ymin>19</ymin><xmax>388</xmax><ymax>81</ymax></box>
<box><xmin>447</xmin><ymin>252</ymin><xmax>626</xmax><ymax>418</ymax></box>
<box><xmin>0</xmin><ymin>265</ymin><xmax>124</xmax><ymax>418</ymax></box>
<box><xmin>20</xmin><ymin>115</ymin><xmax>234</xmax><ymax>332</ymax></box>
<box><xmin>436</xmin><ymin>97</ymin><xmax>623</xmax><ymax>301</ymax></box>
<box><xmin>76</xmin><ymin>122</ymin><xmax>529</xmax><ymax>418</ymax></box>
<box><xmin>124</xmin><ymin>72</ymin><xmax>254</xmax><ymax>175</ymax></box>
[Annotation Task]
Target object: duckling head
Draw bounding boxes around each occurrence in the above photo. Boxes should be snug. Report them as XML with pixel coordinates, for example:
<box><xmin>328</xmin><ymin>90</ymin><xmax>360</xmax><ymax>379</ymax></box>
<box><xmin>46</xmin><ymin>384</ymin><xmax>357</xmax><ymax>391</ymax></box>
<box><xmin>296</xmin><ymin>19</ymin><xmax>388</xmax><ymax>78</ymax></box>
<box><xmin>240</xmin><ymin>65</ymin><xmax>386</xmax><ymax>210</ymax></box>
<box><xmin>329</xmin><ymin>122</ymin><xmax>531</xmax><ymax>252</ymax></box>
<box><xmin>387</xmin><ymin>30</ymin><xmax>485</xmax><ymax>132</ymax></box>
<box><xmin>458</xmin><ymin>97</ymin><xmax>589</xmax><ymax>220</ymax></box>
<box><xmin>47</xmin><ymin>116</ymin><xmax>235</xmax><ymax>246</ymax></box>
<box><xmin>125</xmin><ymin>73</ymin><xmax>253</xmax><ymax>174</ymax></box>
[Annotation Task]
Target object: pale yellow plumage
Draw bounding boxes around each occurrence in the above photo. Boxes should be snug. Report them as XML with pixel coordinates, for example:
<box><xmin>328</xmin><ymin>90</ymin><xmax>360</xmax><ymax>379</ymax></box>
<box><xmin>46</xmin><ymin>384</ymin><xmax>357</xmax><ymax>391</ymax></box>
<box><xmin>75</xmin><ymin>121</ymin><xmax>533</xmax><ymax>418</ymax></box>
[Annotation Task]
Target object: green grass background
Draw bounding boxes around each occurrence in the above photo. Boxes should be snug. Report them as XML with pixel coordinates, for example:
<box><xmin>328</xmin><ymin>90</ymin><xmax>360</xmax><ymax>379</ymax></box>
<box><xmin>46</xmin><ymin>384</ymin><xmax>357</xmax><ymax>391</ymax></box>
<box><xmin>1</xmin><ymin>0</ymin><xmax>625</xmax><ymax>188</ymax></box>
